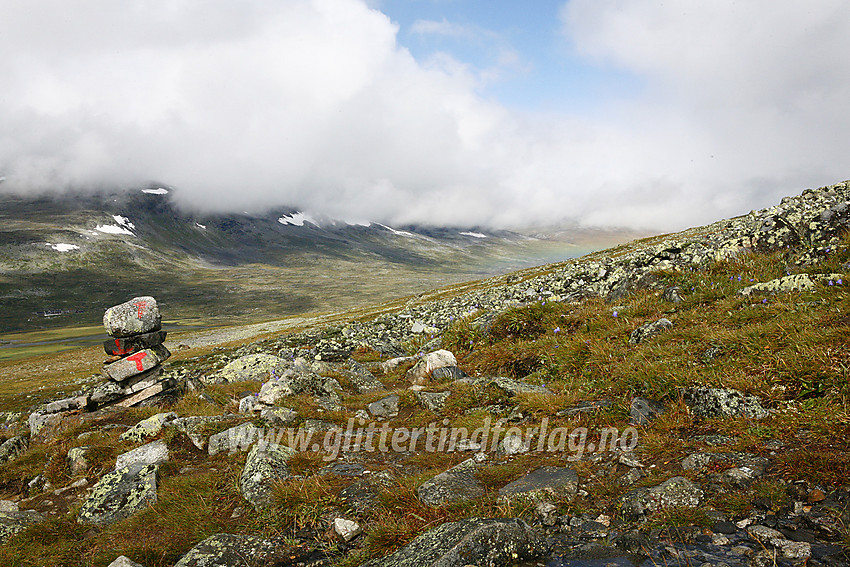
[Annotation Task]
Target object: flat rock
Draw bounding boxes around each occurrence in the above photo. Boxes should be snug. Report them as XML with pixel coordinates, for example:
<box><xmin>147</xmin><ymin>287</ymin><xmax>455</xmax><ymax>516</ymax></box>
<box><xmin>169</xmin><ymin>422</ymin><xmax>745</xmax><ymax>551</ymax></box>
<box><xmin>115</xmin><ymin>440</ymin><xmax>169</xmax><ymax>470</ymax></box>
<box><xmin>740</xmin><ymin>273</ymin><xmax>844</xmax><ymax>296</ymax></box>
<box><xmin>173</xmin><ymin>533</ymin><xmax>280</xmax><ymax>567</ymax></box>
<box><xmin>77</xmin><ymin>463</ymin><xmax>158</xmax><ymax>525</ymax></box>
<box><xmin>119</xmin><ymin>411</ymin><xmax>176</xmax><ymax>443</ymax></box>
<box><xmin>368</xmin><ymin>394</ymin><xmax>399</xmax><ymax>418</ymax></box>
<box><xmin>259</xmin><ymin>407</ymin><xmax>297</xmax><ymax>426</ymax></box>
<box><xmin>213</xmin><ymin>354</ymin><xmax>285</xmax><ymax>384</ymax></box>
<box><xmin>488</xmin><ymin>376</ymin><xmax>554</xmax><ymax>397</ymax></box>
<box><xmin>358</xmin><ymin>517</ymin><xmax>545</xmax><ymax>567</ymax></box>
<box><xmin>620</xmin><ymin>476</ymin><xmax>703</xmax><ymax>520</ymax></box>
<box><xmin>103</xmin><ymin>296</ymin><xmax>162</xmax><ymax>338</ymax></box>
<box><xmin>416</xmin><ymin>457</ymin><xmax>484</xmax><ymax>507</ymax></box>
<box><xmin>0</xmin><ymin>510</ymin><xmax>45</xmax><ymax>544</ymax></box>
<box><xmin>102</xmin><ymin>345</ymin><xmax>170</xmax><ymax>382</ymax></box>
<box><xmin>683</xmin><ymin>387</ymin><xmax>769</xmax><ymax>419</ymax></box>
<box><xmin>498</xmin><ymin>466</ymin><xmax>578</xmax><ymax>502</ymax></box>
<box><xmin>240</xmin><ymin>442</ymin><xmax>296</xmax><ymax>509</ymax></box>
<box><xmin>344</xmin><ymin>359</ymin><xmax>385</xmax><ymax>393</ymax></box>
<box><xmin>104</xmin><ymin>330</ymin><xmax>167</xmax><ymax>356</ymax></box>
<box><xmin>172</xmin><ymin>415</ymin><xmax>233</xmax><ymax>450</ymax></box>
<box><xmin>208</xmin><ymin>422</ymin><xmax>261</xmax><ymax>456</ymax></box>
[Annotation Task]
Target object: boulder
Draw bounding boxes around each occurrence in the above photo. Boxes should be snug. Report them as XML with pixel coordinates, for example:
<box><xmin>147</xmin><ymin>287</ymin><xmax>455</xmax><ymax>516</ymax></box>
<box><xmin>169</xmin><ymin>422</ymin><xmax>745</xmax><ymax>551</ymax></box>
<box><xmin>0</xmin><ymin>510</ymin><xmax>45</xmax><ymax>544</ymax></box>
<box><xmin>104</xmin><ymin>330</ymin><xmax>167</xmax><ymax>356</ymax></box>
<box><xmin>102</xmin><ymin>345</ymin><xmax>171</xmax><ymax>382</ymax></box>
<box><xmin>683</xmin><ymin>387</ymin><xmax>769</xmax><ymax>419</ymax></box>
<box><xmin>628</xmin><ymin>318</ymin><xmax>673</xmax><ymax>345</ymax></box>
<box><xmin>107</xmin><ymin>557</ymin><xmax>145</xmax><ymax>567</ymax></box>
<box><xmin>333</xmin><ymin>518</ymin><xmax>362</xmax><ymax>542</ymax></box>
<box><xmin>488</xmin><ymin>376</ymin><xmax>553</xmax><ymax>397</ymax></box>
<box><xmin>67</xmin><ymin>446</ymin><xmax>90</xmax><ymax>475</ymax></box>
<box><xmin>416</xmin><ymin>457</ymin><xmax>485</xmax><ymax>507</ymax></box>
<box><xmin>115</xmin><ymin>440</ymin><xmax>169</xmax><ymax>470</ymax></box>
<box><xmin>661</xmin><ymin>286</ymin><xmax>684</xmax><ymax>303</ymax></box>
<box><xmin>259</xmin><ymin>407</ymin><xmax>298</xmax><ymax>426</ymax></box>
<box><xmin>103</xmin><ymin>296</ymin><xmax>161</xmax><ymax>338</ymax></box>
<box><xmin>77</xmin><ymin>463</ymin><xmax>158</xmax><ymax>525</ymax></box>
<box><xmin>739</xmin><ymin>273</ymin><xmax>844</xmax><ymax>296</ymax></box>
<box><xmin>620</xmin><ymin>476</ymin><xmax>703</xmax><ymax>520</ymax></box>
<box><xmin>415</xmin><ymin>391</ymin><xmax>451</xmax><ymax>413</ymax></box>
<box><xmin>240</xmin><ymin>442</ymin><xmax>296</xmax><ymax>509</ymax></box>
<box><xmin>498</xmin><ymin>467</ymin><xmax>578</xmax><ymax>502</ymax></box>
<box><xmin>208</xmin><ymin>422</ymin><xmax>260</xmax><ymax>456</ymax></box>
<box><xmin>344</xmin><ymin>359</ymin><xmax>385</xmax><ymax>393</ymax></box>
<box><xmin>173</xmin><ymin>533</ymin><xmax>279</xmax><ymax>567</ymax></box>
<box><xmin>407</xmin><ymin>350</ymin><xmax>457</xmax><ymax>384</ymax></box>
<box><xmin>358</xmin><ymin>517</ymin><xmax>545</xmax><ymax>567</ymax></box>
<box><xmin>172</xmin><ymin>415</ymin><xmax>232</xmax><ymax>450</ymax></box>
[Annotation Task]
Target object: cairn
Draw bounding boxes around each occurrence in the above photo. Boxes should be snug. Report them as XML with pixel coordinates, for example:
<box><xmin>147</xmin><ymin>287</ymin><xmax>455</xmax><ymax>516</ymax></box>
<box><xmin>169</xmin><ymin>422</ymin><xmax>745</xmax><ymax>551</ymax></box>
<box><xmin>90</xmin><ymin>296</ymin><xmax>175</xmax><ymax>408</ymax></box>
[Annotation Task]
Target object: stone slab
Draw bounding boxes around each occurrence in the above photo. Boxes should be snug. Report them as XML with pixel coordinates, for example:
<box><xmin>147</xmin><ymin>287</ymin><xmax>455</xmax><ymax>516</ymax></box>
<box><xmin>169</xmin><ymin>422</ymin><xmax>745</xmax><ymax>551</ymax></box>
<box><xmin>104</xmin><ymin>330</ymin><xmax>167</xmax><ymax>356</ymax></box>
<box><xmin>103</xmin><ymin>296</ymin><xmax>162</xmax><ymax>338</ymax></box>
<box><xmin>102</xmin><ymin>345</ymin><xmax>170</xmax><ymax>382</ymax></box>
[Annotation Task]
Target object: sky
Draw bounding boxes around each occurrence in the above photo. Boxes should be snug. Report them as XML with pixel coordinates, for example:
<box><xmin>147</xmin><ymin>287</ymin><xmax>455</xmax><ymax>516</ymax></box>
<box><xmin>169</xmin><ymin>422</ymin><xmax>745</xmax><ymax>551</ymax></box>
<box><xmin>1</xmin><ymin>0</ymin><xmax>849</xmax><ymax>231</ymax></box>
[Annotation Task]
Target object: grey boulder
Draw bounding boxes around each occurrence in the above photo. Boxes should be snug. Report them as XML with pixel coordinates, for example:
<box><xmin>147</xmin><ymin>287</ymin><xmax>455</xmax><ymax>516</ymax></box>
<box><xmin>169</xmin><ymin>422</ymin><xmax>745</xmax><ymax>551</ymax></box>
<box><xmin>103</xmin><ymin>296</ymin><xmax>161</xmax><ymax>338</ymax></box>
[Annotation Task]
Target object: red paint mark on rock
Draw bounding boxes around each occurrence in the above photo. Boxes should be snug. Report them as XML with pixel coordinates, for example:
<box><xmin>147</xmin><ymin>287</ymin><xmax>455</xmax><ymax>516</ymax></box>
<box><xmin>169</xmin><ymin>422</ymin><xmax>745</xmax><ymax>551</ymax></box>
<box><xmin>114</xmin><ymin>339</ymin><xmax>131</xmax><ymax>356</ymax></box>
<box><xmin>126</xmin><ymin>351</ymin><xmax>148</xmax><ymax>371</ymax></box>
<box><xmin>134</xmin><ymin>301</ymin><xmax>147</xmax><ymax>318</ymax></box>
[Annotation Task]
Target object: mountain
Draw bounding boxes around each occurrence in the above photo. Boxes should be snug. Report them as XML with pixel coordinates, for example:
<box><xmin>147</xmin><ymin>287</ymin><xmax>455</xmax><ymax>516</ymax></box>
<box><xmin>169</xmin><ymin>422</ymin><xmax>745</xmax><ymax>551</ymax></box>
<box><xmin>0</xmin><ymin>187</ymin><xmax>627</xmax><ymax>337</ymax></box>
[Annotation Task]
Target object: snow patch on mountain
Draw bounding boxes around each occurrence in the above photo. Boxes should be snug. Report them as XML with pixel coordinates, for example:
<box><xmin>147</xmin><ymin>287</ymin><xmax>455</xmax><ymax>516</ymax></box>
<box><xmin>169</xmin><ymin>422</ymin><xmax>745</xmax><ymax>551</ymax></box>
<box><xmin>278</xmin><ymin>212</ymin><xmax>316</xmax><ymax>227</ymax></box>
<box><xmin>194</xmin><ymin>222</ymin><xmax>207</xmax><ymax>230</ymax></box>
<box><xmin>460</xmin><ymin>231</ymin><xmax>487</xmax><ymax>238</ymax></box>
<box><xmin>142</xmin><ymin>188</ymin><xmax>169</xmax><ymax>195</ymax></box>
<box><xmin>45</xmin><ymin>243</ymin><xmax>80</xmax><ymax>252</ymax></box>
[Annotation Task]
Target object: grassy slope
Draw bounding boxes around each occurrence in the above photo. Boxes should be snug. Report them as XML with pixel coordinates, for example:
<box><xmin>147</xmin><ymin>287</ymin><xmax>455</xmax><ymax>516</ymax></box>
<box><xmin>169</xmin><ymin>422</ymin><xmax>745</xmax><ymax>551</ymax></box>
<box><xmin>0</xmin><ymin>231</ymin><xmax>848</xmax><ymax>566</ymax></box>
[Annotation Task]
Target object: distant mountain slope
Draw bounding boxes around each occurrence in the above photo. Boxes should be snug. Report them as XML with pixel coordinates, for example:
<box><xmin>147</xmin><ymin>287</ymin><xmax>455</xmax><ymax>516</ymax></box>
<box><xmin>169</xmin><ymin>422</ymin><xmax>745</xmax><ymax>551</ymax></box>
<box><xmin>0</xmin><ymin>188</ymin><xmax>624</xmax><ymax>335</ymax></box>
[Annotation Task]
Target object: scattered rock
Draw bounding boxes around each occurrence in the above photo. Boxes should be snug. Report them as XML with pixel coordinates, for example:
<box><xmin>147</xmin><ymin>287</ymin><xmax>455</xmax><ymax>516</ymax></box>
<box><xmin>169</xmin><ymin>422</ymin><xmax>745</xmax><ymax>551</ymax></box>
<box><xmin>0</xmin><ymin>435</ymin><xmax>28</xmax><ymax>465</ymax></box>
<box><xmin>67</xmin><ymin>446</ymin><xmax>90</xmax><ymax>475</ymax></box>
<box><xmin>629</xmin><ymin>318</ymin><xmax>673</xmax><ymax>345</ymax></box>
<box><xmin>0</xmin><ymin>510</ymin><xmax>45</xmax><ymax>544</ymax></box>
<box><xmin>78</xmin><ymin>464</ymin><xmax>158</xmax><ymax>525</ymax></box>
<box><xmin>259</xmin><ymin>407</ymin><xmax>297</xmax><ymax>426</ymax></box>
<box><xmin>620</xmin><ymin>476</ymin><xmax>704</xmax><ymax>520</ymax></box>
<box><xmin>119</xmin><ymin>412</ymin><xmax>176</xmax><ymax>443</ymax></box>
<box><xmin>115</xmin><ymin>440</ymin><xmax>169</xmax><ymax>470</ymax></box>
<box><xmin>683</xmin><ymin>387</ymin><xmax>769</xmax><ymax>419</ymax></box>
<box><xmin>213</xmin><ymin>353</ymin><xmax>285</xmax><ymax>384</ymax></box>
<box><xmin>239</xmin><ymin>442</ymin><xmax>296</xmax><ymax>509</ymax></box>
<box><xmin>739</xmin><ymin>273</ymin><xmax>844</xmax><ymax>296</ymax></box>
<box><xmin>173</xmin><ymin>533</ymin><xmax>279</xmax><ymax>567</ymax></box>
<box><xmin>406</xmin><ymin>350</ymin><xmax>457</xmax><ymax>384</ymax></box>
<box><xmin>661</xmin><ymin>286</ymin><xmax>684</xmax><ymax>303</ymax></box>
<box><xmin>104</xmin><ymin>329</ymin><xmax>167</xmax><ymax>357</ymax></box>
<box><xmin>343</xmin><ymin>359</ymin><xmax>384</xmax><ymax>393</ymax></box>
<box><xmin>358</xmin><ymin>517</ymin><xmax>544</xmax><ymax>567</ymax></box>
<box><xmin>333</xmin><ymin>517</ymin><xmax>362</xmax><ymax>542</ymax></box>
<box><xmin>499</xmin><ymin>467</ymin><xmax>578</xmax><ymax>502</ymax></box>
<box><xmin>416</xmin><ymin>457</ymin><xmax>484</xmax><ymax>506</ymax></box>
<box><xmin>487</xmin><ymin>376</ymin><xmax>554</xmax><ymax>397</ymax></box>
<box><xmin>107</xmin><ymin>556</ymin><xmax>145</xmax><ymax>567</ymax></box>
<box><xmin>368</xmin><ymin>394</ymin><xmax>399</xmax><ymax>419</ymax></box>
<box><xmin>630</xmin><ymin>396</ymin><xmax>666</xmax><ymax>425</ymax></box>
<box><xmin>208</xmin><ymin>422</ymin><xmax>260</xmax><ymax>456</ymax></box>
<box><xmin>414</xmin><ymin>390</ymin><xmax>450</xmax><ymax>413</ymax></box>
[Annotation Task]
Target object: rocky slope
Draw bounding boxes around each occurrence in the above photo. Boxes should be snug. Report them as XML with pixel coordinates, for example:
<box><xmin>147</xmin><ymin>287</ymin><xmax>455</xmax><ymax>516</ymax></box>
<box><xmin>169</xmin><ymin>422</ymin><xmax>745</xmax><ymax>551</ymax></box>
<box><xmin>0</xmin><ymin>180</ymin><xmax>848</xmax><ymax>566</ymax></box>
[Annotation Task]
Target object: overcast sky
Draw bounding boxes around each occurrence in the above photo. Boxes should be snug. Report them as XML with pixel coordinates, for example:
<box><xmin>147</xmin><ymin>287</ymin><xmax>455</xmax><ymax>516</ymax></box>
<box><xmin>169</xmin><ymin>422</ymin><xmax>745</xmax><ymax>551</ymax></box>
<box><xmin>1</xmin><ymin>0</ymin><xmax>848</xmax><ymax>230</ymax></box>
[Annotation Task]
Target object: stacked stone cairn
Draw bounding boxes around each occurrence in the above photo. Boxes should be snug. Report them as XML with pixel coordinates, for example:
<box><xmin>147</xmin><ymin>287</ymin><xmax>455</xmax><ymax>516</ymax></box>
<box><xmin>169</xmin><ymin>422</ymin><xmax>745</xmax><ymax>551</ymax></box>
<box><xmin>91</xmin><ymin>296</ymin><xmax>174</xmax><ymax>408</ymax></box>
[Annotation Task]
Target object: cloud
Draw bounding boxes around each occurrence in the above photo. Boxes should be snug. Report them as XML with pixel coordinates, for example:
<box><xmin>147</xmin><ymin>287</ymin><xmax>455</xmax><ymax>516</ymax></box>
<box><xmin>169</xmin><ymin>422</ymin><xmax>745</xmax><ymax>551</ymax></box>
<box><xmin>0</xmin><ymin>0</ymin><xmax>848</xmax><ymax>231</ymax></box>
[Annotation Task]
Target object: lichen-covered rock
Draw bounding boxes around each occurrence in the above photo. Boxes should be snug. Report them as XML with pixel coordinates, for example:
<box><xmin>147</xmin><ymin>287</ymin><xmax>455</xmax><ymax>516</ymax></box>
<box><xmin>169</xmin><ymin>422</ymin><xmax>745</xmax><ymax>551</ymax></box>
<box><xmin>661</xmin><ymin>286</ymin><xmax>684</xmax><ymax>303</ymax></box>
<box><xmin>620</xmin><ymin>476</ymin><xmax>703</xmax><ymax>520</ymax></box>
<box><xmin>683</xmin><ymin>387</ymin><xmax>769</xmax><ymax>419</ymax></box>
<box><xmin>343</xmin><ymin>359</ymin><xmax>384</xmax><ymax>393</ymax></box>
<box><xmin>0</xmin><ymin>510</ymin><xmax>45</xmax><ymax>544</ymax></box>
<box><xmin>416</xmin><ymin>457</ymin><xmax>485</xmax><ymax>507</ymax></box>
<box><xmin>173</xmin><ymin>533</ymin><xmax>280</xmax><ymax>567</ymax></box>
<box><xmin>240</xmin><ymin>442</ymin><xmax>296</xmax><ymax>509</ymax></box>
<box><xmin>333</xmin><ymin>517</ymin><xmax>362</xmax><ymax>542</ymax></box>
<box><xmin>415</xmin><ymin>390</ymin><xmax>451</xmax><ymax>413</ymax></box>
<box><xmin>103</xmin><ymin>296</ymin><xmax>161</xmax><ymax>338</ymax></box>
<box><xmin>208</xmin><ymin>422</ymin><xmax>260</xmax><ymax>456</ymax></box>
<box><xmin>77</xmin><ymin>463</ymin><xmax>158</xmax><ymax>525</ymax></box>
<box><xmin>259</xmin><ymin>407</ymin><xmax>297</xmax><ymax>426</ymax></box>
<box><xmin>67</xmin><ymin>446</ymin><xmax>90</xmax><ymax>475</ymax></box>
<box><xmin>629</xmin><ymin>318</ymin><xmax>673</xmax><ymax>345</ymax></box>
<box><xmin>498</xmin><ymin>466</ymin><xmax>578</xmax><ymax>502</ymax></box>
<box><xmin>212</xmin><ymin>354</ymin><xmax>285</xmax><ymax>384</ymax></box>
<box><xmin>107</xmin><ymin>556</ymin><xmax>145</xmax><ymax>567</ymax></box>
<box><xmin>119</xmin><ymin>412</ymin><xmax>176</xmax><ymax>443</ymax></box>
<box><xmin>172</xmin><ymin>415</ymin><xmax>233</xmax><ymax>450</ymax></box>
<box><xmin>0</xmin><ymin>435</ymin><xmax>28</xmax><ymax>465</ymax></box>
<box><xmin>484</xmin><ymin>376</ymin><xmax>554</xmax><ymax>397</ymax></box>
<box><xmin>368</xmin><ymin>394</ymin><xmax>399</xmax><ymax>418</ymax></box>
<box><xmin>102</xmin><ymin>345</ymin><xmax>171</xmax><ymax>382</ymax></box>
<box><xmin>358</xmin><ymin>517</ymin><xmax>545</xmax><ymax>567</ymax></box>
<box><xmin>739</xmin><ymin>273</ymin><xmax>844</xmax><ymax>296</ymax></box>
<box><xmin>115</xmin><ymin>440</ymin><xmax>169</xmax><ymax>470</ymax></box>
<box><xmin>407</xmin><ymin>350</ymin><xmax>457</xmax><ymax>384</ymax></box>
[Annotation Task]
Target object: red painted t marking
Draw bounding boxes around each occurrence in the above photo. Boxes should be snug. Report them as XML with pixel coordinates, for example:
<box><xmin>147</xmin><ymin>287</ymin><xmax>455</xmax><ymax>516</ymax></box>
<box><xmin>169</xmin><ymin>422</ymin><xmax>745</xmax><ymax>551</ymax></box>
<box><xmin>134</xmin><ymin>301</ymin><xmax>147</xmax><ymax>318</ymax></box>
<box><xmin>126</xmin><ymin>351</ymin><xmax>147</xmax><ymax>371</ymax></box>
<box><xmin>114</xmin><ymin>339</ymin><xmax>131</xmax><ymax>356</ymax></box>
